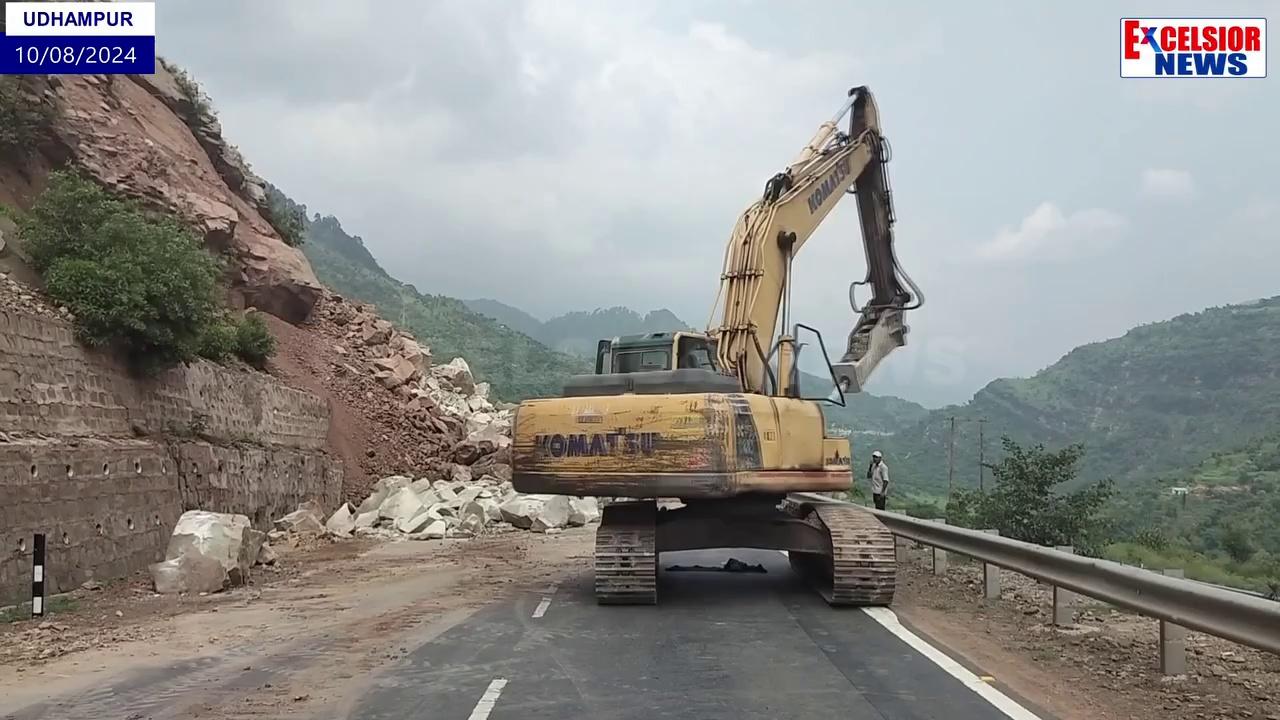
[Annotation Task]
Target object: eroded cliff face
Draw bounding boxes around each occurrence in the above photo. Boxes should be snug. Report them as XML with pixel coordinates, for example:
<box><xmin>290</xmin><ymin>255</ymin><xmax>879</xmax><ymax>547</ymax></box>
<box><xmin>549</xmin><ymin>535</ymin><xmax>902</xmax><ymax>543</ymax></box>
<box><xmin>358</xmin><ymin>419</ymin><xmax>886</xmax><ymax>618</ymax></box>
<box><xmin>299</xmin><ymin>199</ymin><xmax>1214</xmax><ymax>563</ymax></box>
<box><xmin>9</xmin><ymin>69</ymin><xmax>321</xmax><ymax>322</ymax></box>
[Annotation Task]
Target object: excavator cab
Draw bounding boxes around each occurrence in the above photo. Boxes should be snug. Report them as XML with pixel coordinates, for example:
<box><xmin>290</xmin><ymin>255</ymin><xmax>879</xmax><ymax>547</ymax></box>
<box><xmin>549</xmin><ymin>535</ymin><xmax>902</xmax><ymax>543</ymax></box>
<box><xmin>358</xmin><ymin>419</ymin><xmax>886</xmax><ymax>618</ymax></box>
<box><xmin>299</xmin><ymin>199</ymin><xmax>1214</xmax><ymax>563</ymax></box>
<box><xmin>593</xmin><ymin>332</ymin><xmax>719</xmax><ymax>375</ymax></box>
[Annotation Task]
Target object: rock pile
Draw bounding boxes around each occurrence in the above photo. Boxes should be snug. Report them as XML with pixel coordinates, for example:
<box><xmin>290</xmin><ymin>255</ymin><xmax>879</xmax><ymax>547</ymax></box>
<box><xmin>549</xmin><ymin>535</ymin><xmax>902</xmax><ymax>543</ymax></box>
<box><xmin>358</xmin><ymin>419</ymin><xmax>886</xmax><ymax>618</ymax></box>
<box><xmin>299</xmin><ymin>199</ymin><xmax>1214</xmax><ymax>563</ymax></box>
<box><xmin>310</xmin><ymin>474</ymin><xmax>599</xmax><ymax>541</ymax></box>
<box><xmin>304</xmin><ymin>292</ymin><xmax>524</xmax><ymax>501</ymax></box>
<box><xmin>0</xmin><ymin>271</ymin><xmax>73</xmax><ymax>322</ymax></box>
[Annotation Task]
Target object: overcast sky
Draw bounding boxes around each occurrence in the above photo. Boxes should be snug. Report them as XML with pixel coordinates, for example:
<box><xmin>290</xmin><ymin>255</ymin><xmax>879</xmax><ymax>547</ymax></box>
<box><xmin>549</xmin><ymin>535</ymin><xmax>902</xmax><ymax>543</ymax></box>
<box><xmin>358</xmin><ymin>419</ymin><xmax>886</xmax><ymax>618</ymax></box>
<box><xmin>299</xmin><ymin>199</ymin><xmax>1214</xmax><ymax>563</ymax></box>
<box><xmin>159</xmin><ymin>0</ymin><xmax>1279</xmax><ymax>406</ymax></box>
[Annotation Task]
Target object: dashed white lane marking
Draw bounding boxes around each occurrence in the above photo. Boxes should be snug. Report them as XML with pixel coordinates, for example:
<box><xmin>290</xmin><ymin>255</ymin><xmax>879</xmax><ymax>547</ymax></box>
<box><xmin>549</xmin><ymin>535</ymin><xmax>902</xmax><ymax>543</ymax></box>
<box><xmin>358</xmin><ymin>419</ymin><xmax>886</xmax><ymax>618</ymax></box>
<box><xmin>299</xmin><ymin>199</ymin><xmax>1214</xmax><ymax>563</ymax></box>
<box><xmin>467</xmin><ymin>678</ymin><xmax>508</xmax><ymax>720</ymax></box>
<box><xmin>777</xmin><ymin>550</ymin><xmax>1041</xmax><ymax>720</ymax></box>
<box><xmin>532</xmin><ymin>581</ymin><xmax>559</xmax><ymax>618</ymax></box>
<box><xmin>861</xmin><ymin>607</ymin><xmax>1042</xmax><ymax>720</ymax></box>
<box><xmin>532</xmin><ymin>597</ymin><xmax>552</xmax><ymax>618</ymax></box>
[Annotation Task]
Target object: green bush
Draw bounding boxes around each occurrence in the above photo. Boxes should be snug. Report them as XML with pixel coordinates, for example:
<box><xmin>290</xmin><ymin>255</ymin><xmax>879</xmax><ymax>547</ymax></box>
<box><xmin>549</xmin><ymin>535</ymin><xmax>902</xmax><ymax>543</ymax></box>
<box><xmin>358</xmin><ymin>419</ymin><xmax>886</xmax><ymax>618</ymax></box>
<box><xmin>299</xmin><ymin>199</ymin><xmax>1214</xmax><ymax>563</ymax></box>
<box><xmin>196</xmin><ymin>317</ymin><xmax>238</xmax><ymax>362</ymax></box>
<box><xmin>197</xmin><ymin>312</ymin><xmax>276</xmax><ymax>368</ymax></box>
<box><xmin>21</xmin><ymin>171</ymin><xmax>224</xmax><ymax>372</ymax></box>
<box><xmin>263</xmin><ymin>194</ymin><xmax>306</xmax><ymax>246</ymax></box>
<box><xmin>232</xmin><ymin>313</ymin><xmax>276</xmax><ymax>368</ymax></box>
<box><xmin>0</xmin><ymin>75</ymin><xmax>55</xmax><ymax>155</ymax></box>
<box><xmin>948</xmin><ymin>437</ymin><xmax>1115</xmax><ymax>553</ymax></box>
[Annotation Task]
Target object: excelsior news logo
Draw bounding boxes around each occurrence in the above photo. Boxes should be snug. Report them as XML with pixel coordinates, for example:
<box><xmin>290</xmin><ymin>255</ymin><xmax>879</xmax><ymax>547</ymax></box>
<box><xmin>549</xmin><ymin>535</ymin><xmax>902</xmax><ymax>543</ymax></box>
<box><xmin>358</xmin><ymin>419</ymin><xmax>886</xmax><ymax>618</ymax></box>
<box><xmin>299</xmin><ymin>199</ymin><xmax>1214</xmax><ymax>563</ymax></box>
<box><xmin>1121</xmin><ymin>18</ymin><xmax>1266</xmax><ymax>77</ymax></box>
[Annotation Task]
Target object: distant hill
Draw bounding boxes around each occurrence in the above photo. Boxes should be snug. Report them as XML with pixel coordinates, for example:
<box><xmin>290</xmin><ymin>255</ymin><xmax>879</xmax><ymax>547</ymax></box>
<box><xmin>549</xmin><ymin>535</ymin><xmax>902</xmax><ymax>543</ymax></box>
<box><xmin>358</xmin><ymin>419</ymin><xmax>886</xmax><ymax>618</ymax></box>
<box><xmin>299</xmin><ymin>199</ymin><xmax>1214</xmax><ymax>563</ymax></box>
<box><xmin>280</xmin><ymin>187</ymin><xmax>590</xmax><ymax>401</ymax></box>
<box><xmin>464</xmin><ymin>299</ymin><xmax>929</xmax><ymax>434</ymax></box>
<box><xmin>880</xmin><ymin>297</ymin><xmax>1280</xmax><ymax>496</ymax></box>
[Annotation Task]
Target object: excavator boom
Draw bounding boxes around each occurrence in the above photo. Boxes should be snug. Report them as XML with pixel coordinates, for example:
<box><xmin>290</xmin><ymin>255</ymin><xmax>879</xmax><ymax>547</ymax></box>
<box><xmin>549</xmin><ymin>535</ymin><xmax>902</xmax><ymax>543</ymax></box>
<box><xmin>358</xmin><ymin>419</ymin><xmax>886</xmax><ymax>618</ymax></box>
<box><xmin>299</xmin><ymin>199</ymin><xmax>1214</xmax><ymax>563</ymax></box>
<box><xmin>708</xmin><ymin>86</ymin><xmax>921</xmax><ymax>396</ymax></box>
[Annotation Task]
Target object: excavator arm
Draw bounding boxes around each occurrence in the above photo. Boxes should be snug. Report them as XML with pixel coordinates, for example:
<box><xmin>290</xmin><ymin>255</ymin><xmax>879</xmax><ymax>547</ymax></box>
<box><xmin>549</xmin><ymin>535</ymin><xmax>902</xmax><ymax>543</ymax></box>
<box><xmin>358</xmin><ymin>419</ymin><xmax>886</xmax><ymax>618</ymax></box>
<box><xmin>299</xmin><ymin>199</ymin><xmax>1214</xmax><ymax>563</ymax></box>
<box><xmin>708</xmin><ymin>86</ymin><xmax>923</xmax><ymax>396</ymax></box>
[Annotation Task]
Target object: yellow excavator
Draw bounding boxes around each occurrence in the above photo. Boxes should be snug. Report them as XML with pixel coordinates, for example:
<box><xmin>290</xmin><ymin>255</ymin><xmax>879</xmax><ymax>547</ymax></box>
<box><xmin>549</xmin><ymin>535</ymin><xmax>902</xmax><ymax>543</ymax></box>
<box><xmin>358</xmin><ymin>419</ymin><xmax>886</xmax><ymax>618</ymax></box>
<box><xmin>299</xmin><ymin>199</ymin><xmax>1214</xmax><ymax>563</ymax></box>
<box><xmin>511</xmin><ymin>86</ymin><xmax>923</xmax><ymax>605</ymax></box>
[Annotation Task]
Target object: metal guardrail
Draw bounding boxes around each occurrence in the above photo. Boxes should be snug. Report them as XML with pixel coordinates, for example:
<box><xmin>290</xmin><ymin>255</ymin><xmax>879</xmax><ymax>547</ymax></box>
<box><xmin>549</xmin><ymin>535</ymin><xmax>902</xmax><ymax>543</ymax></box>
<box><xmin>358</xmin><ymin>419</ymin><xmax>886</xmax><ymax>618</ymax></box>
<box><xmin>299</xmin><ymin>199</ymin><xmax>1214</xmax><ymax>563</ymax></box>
<box><xmin>791</xmin><ymin>493</ymin><xmax>1280</xmax><ymax>656</ymax></box>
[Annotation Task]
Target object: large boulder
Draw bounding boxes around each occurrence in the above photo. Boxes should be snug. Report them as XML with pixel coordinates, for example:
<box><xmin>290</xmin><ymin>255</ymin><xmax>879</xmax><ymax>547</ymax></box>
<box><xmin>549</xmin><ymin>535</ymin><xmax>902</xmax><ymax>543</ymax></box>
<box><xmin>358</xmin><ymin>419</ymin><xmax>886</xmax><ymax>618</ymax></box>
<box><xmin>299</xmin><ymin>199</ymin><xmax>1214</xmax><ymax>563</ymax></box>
<box><xmin>569</xmin><ymin>497</ymin><xmax>601</xmax><ymax>525</ymax></box>
<box><xmin>358</xmin><ymin>475</ymin><xmax>411</xmax><ymax>514</ymax></box>
<box><xmin>395</xmin><ymin>336</ymin><xmax>432</xmax><ymax>374</ymax></box>
<box><xmin>150</xmin><ymin>510</ymin><xmax>265</xmax><ymax>594</ymax></box>
<box><xmin>325</xmin><ymin>503</ymin><xmax>357</xmax><ymax>537</ymax></box>
<box><xmin>378</xmin><ymin>487</ymin><xmax>427</xmax><ymax>527</ymax></box>
<box><xmin>532</xmin><ymin>496</ymin><xmax>572</xmax><ymax>533</ymax></box>
<box><xmin>371</xmin><ymin>354</ymin><xmax>419</xmax><ymax>389</ymax></box>
<box><xmin>274</xmin><ymin>501</ymin><xmax>325</xmax><ymax>536</ymax></box>
<box><xmin>499</xmin><ymin>495</ymin><xmax>544</xmax><ymax>529</ymax></box>
<box><xmin>432</xmin><ymin>357</ymin><xmax>476</xmax><ymax>395</ymax></box>
<box><xmin>360</xmin><ymin>319</ymin><xmax>394</xmax><ymax>346</ymax></box>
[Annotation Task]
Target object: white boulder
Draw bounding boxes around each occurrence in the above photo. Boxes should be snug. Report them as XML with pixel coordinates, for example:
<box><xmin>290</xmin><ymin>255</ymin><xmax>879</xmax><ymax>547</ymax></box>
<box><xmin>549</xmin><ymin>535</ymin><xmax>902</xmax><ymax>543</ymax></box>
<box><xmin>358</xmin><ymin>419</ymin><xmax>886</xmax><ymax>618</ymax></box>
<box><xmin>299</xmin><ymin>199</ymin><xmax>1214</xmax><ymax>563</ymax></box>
<box><xmin>499</xmin><ymin>495</ymin><xmax>544</xmax><ymax>529</ymax></box>
<box><xmin>532</xmin><ymin>496</ymin><xmax>572</xmax><ymax>533</ymax></box>
<box><xmin>379</xmin><ymin>487</ymin><xmax>427</xmax><ymax>527</ymax></box>
<box><xmin>325</xmin><ymin>503</ymin><xmax>356</xmax><ymax>537</ymax></box>
<box><xmin>432</xmin><ymin>357</ymin><xmax>476</xmax><ymax>395</ymax></box>
<box><xmin>150</xmin><ymin>510</ymin><xmax>265</xmax><ymax>594</ymax></box>
<box><xmin>569</xmin><ymin>497</ymin><xmax>601</xmax><ymax>525</ymax></box>
<box><xmin>358</xmin><ymin>475</ymin><xmax>412</xmax><ymax>514</ymax></box>
<box><xmin>409</xmin><ymin>520</ymin><xmax>448</xmax><ymax>540</ymax></box>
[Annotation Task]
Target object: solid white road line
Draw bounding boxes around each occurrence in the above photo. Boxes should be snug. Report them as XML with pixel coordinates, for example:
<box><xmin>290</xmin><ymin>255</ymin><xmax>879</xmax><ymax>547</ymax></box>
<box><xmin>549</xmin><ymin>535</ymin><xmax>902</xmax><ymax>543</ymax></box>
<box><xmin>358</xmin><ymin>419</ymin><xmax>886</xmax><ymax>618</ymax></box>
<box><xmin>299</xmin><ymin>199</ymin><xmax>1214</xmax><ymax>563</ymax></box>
<box><xmin>532</xmin><ymin>597</ymin><xmax>552</xmax><ymax>618</ymax></box>
<box><xmin>467</xmin><ymin>678</ymin><xmax>508</xmax><ymax>720</ymax></box>
<box><xmin>861</xmin><ymin>607</ymin><xmax>1042</xmax><ymax>720</ymax></box>
<box><xmin>776</xmin><ymin>550</ymin><xmax>1041</xmax><ymax>719</ymax></box>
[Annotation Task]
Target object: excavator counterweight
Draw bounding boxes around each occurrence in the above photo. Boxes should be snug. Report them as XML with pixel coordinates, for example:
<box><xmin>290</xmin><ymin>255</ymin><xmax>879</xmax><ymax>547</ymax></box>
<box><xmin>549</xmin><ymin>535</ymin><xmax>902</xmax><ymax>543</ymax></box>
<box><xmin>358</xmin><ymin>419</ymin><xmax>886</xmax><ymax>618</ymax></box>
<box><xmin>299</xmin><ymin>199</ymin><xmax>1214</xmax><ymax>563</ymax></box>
<box><xmin>512</xmin><ymin>86</ymin><xmax>921</xmax><ymax>606</ymax></box>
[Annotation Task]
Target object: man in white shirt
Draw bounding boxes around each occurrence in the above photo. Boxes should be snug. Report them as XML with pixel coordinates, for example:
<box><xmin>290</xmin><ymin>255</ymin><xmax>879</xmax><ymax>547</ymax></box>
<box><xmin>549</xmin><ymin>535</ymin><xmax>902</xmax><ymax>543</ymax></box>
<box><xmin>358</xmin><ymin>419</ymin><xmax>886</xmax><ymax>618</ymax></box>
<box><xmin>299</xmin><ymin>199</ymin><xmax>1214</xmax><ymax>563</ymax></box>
<box><xmin>868</xmin><ymin>450</ymin><xmax>889</xmax><ymax>510</ymax></box>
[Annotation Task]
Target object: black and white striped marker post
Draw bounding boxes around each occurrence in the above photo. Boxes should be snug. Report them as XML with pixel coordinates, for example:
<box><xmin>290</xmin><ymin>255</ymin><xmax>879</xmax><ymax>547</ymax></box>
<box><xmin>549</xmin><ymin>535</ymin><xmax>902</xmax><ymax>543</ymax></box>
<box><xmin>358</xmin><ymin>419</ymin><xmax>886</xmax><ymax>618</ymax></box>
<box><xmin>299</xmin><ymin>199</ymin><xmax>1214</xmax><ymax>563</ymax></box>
<box><xmin>31</xmin><ymin>533</ymin><xmax>46</xmax><ymax>618</ymax></box>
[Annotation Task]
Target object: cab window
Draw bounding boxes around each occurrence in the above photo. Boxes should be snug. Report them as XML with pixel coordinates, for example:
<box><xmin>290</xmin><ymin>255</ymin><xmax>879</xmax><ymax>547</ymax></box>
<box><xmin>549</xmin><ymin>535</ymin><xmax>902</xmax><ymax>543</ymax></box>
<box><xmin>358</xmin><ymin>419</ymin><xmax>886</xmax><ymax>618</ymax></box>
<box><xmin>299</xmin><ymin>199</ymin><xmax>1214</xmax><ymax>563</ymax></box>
<box><xmin>677</xmin><ymin>337</ymin><xmax>718</xmax><ymax>370</ymax></box>
<box><xmin>613</xmin><ymin>350</ymin><xmax>670</xmax><ymax>373</ymax></box>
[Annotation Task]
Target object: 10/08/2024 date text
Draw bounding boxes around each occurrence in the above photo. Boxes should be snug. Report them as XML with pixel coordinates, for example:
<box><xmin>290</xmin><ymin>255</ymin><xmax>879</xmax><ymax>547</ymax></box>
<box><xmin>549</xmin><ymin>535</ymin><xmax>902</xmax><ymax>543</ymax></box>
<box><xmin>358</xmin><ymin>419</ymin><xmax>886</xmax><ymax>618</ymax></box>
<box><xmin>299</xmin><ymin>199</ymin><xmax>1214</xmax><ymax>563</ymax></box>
<box><xmin>13</xmin><ymin>44</ymin><xmax>139</xmax><ymax>68</ymax></box>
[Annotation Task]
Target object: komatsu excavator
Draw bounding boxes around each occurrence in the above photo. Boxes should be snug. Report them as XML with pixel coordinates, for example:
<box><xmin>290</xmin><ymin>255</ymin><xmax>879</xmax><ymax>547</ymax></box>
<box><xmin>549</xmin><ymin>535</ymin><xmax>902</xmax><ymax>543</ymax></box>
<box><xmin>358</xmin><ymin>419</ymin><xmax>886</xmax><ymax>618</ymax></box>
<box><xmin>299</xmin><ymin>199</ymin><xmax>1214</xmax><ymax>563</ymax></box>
<box><xmin>511</xmin><ymin>86</ymin><xmax>923</xmax><ymax>605</ymax></box>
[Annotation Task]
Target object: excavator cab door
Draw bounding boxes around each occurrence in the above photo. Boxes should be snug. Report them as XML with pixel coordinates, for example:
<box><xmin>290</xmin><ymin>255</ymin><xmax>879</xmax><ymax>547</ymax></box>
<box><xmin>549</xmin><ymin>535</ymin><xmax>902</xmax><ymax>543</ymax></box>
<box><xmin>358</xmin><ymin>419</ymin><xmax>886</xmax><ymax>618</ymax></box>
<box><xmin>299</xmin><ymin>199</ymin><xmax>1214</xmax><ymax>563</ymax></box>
<box><xmin>594</xmin><ymin>339</ymin><xmax>612</xmax><ymax>375</ymax></box>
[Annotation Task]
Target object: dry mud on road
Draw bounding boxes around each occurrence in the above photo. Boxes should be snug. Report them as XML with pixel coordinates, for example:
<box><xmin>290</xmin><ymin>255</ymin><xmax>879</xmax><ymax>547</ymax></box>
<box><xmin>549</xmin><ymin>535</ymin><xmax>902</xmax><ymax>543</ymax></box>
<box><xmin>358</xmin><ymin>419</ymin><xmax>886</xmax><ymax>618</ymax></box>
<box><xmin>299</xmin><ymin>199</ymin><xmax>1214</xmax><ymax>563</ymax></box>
<box><xmin>0</xmin><ymin>528</ymin><xmax>594</xmax><ymax>720</ymax></box>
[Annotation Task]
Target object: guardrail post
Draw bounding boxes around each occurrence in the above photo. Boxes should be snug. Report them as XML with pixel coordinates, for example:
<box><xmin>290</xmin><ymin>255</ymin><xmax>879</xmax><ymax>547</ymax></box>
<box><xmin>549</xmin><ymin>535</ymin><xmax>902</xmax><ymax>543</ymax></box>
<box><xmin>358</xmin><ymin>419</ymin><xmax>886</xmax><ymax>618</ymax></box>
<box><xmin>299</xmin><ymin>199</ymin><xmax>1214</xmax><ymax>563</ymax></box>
<box><xmin>982</xmin><ymin>529</ymin><xmax>1001</xmax><ymax>599</ymax></box>
<box><xmin>1160</xmin><ymin>569</ymin><xmax>1187</xmax><ymax>676</ymax></box>
<box><xmin>895</xmin><ymin>535</ymin><xmax>909</xmax><ymax>565</ymax></box>
<box><xmin>1052</xmin><ymin>545</ymin><xmax>1076</xmax><ymax>626</ymax></box>
<box><xmin>930</xmin><ymin>519</ymin><xmax>948</xmax><ymax>575</ymax></box>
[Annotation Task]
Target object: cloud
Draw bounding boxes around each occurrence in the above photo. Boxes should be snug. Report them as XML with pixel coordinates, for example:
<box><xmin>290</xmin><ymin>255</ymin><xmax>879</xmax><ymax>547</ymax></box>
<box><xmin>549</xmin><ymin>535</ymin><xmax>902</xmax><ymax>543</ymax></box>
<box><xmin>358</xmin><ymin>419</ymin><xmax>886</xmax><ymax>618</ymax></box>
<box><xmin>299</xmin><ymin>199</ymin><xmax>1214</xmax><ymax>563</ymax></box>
<box><xmin>1140</xmin><ymin>169</ymin><xmax>1194</xmax><ymax>199</ymax></box>
<box><xmin>976</xmin><ymin>202</ymin><xmax>1126</xmax><ymax>262</ymax></box>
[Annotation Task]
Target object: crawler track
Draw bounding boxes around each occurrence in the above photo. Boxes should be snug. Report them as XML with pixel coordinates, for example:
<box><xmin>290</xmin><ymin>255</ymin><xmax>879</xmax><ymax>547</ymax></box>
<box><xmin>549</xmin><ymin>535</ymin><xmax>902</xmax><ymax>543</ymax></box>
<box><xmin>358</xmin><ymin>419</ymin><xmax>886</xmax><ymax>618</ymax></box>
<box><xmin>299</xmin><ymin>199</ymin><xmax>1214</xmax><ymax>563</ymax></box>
<box><xmin>787</xmin><ymin>502</ymin><xmax>897</xmax><ymax>605</ymax></box>
<box><xmin>594</xmin><ymin>500</ymin><xmax>658</xmax><ymax>604</ymax></box>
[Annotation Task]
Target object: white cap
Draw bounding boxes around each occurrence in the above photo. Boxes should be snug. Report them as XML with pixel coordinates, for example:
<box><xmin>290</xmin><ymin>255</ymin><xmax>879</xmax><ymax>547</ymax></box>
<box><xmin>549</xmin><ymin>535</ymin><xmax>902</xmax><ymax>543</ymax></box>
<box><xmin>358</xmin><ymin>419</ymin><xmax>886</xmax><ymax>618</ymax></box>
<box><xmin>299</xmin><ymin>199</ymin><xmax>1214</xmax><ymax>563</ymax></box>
<box><xmin>871</xmin><ymin>450</ymin><xmax>883</xmax><ymax>458</ymax></box>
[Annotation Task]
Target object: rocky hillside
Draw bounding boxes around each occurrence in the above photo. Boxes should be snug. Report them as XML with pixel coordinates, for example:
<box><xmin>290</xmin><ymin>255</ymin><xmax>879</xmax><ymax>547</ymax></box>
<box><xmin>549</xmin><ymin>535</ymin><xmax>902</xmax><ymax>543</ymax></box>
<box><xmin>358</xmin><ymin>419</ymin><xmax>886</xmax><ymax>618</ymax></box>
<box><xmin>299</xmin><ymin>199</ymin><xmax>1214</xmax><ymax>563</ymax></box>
<box><xmin>0</xmin><ymin>68</ymin><xmax>537</xmax><ymax>510</ymax></box>
<box><xmin>0</xmin><ymin>71</ymin><xmax>320</xmax><ymax>322</ymax></box>
<box><xmin>286</xmin><ymin>189</ymin><xmax>590</xmax><ymax>401</ymax></box>
<box><xmin>880</xmin><ymin>296</ymin><xmax>1280</xmax><ymax>496</ymax></box>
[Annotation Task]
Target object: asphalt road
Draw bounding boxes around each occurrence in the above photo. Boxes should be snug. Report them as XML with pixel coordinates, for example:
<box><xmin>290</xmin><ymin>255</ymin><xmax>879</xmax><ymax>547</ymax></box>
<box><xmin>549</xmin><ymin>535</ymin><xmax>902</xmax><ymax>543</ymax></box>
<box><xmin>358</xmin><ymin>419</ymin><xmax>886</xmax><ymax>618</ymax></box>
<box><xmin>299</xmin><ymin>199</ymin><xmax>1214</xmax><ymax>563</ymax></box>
<box><xmin>354</xmin><ymin>548</ymin><xmax>1040</xmax><ymax>720</ymax></box>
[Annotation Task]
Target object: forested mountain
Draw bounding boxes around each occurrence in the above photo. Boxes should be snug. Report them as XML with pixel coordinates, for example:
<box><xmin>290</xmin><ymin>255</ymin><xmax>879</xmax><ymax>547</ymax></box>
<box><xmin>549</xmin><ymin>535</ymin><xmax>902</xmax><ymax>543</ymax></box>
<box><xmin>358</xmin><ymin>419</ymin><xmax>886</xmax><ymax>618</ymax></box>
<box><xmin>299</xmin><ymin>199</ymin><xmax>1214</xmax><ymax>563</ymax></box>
<box><xmin>464</xmin><ymin>299</ymin><xmax>687</xmax><ymax>357</ymax></box>
<box><xmin>880</xmin><ymin>297</ymin><xmax>1280</xmax><ymax>497</ymax></box>
<box><xmin>281</xmin><ymin>188</ymin><xmax>590</xmax><ymax>400</ymax></box>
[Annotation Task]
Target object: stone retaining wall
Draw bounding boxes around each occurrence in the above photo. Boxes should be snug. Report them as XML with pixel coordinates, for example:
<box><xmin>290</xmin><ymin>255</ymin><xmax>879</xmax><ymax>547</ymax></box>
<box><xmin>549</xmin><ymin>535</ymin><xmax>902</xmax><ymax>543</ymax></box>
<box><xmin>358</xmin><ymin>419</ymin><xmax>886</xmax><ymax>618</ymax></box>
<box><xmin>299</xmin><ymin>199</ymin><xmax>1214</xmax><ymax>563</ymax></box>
<box><xmin>0</xmin><ymin>310</ymin><xmax>329</xmax><ymax>449</ymax></box>
<box><xmin>0</xmin><ymin>310</ymin><xmax>341</xmax><ymax>605</ymax></box>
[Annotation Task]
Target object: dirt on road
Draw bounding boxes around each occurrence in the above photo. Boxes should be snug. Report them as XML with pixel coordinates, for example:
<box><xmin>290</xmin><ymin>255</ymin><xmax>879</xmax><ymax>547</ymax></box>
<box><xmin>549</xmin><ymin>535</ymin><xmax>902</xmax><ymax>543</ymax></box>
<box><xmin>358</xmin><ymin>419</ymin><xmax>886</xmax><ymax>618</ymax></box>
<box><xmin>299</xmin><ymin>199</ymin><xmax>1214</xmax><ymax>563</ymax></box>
<box><xmin>0</xmin><ymin>527</ymin><xmax>595</xmax><ymax>720</ymax></box>
<box><xmin>893</xmin><ymin>547</ymin><xmax>1280</xmax><ymax>720</ymax></box>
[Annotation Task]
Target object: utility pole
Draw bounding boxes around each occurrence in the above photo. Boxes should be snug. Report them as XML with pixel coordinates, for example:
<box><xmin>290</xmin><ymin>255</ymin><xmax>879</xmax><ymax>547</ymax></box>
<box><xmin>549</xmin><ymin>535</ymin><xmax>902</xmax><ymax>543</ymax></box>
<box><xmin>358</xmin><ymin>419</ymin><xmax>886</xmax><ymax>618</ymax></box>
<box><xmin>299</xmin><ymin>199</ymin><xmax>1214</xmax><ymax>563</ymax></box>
<box><xmin>978</xmin><ymin>417</ymin><xmax>987</xmax><ymax>492</ymax></box>
<box><xmin>947</xmin><ymin>416</ymin><xmax>956</xmax><ymax>501</ymax></box>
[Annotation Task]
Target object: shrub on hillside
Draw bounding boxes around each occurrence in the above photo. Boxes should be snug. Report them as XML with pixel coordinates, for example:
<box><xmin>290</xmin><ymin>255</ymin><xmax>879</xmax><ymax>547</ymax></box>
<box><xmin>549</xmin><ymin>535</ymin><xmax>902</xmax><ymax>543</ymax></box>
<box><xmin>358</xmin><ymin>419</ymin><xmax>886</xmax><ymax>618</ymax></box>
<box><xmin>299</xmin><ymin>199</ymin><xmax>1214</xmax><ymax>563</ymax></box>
<box><xmin>262</xmin><ymin>193</ymin><xmax>306</xmax><ymax>247</ymax></box>
<box><xmin>232</xmin><ymin>313</ymin><xmax>276</xmax><ymax>368</ymax></box>
<box><xmin>158</xmin><ymin>57</ymin><xmax>215</xmax><ymax>118</ymax></box>
<box><xmin>196</xmin><ymin>312</ymin><xmax>277</xmax><ymax>369</ymax></box>
<box><xmin>20</xmin><ymin>171</ymin><xmax>225</xmax><ymax>372</ymax></box>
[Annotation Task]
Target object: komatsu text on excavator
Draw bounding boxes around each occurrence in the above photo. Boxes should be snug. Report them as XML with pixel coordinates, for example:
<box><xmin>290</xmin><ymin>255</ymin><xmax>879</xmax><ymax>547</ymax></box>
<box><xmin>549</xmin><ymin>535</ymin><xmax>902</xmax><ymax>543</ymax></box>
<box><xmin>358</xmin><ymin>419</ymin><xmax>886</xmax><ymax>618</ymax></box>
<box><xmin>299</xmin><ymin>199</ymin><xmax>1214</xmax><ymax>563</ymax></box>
<box><xmin>512</xmin><ymin>86</ymin><xmax>923</xmax><ymax>605</ymax></box>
